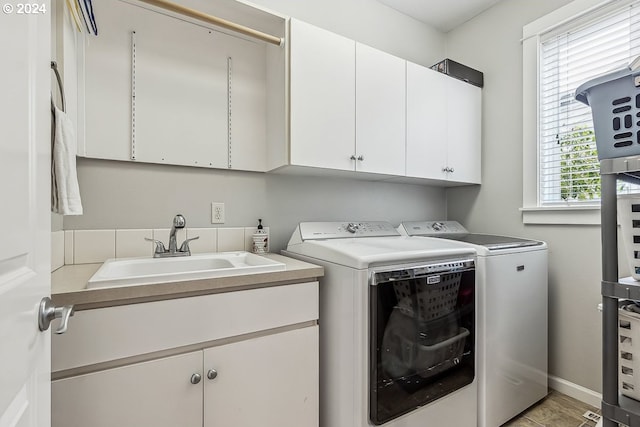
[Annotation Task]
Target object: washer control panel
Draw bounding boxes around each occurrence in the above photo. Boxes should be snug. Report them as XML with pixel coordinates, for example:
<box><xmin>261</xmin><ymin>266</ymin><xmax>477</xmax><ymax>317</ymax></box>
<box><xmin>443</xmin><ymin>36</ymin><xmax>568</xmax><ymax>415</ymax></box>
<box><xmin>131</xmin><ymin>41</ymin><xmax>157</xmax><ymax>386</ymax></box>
<box><xmin>400</xmin><ymin>220</ymin><xmax>468</xmax><ymax>236</ymax></box>
<box><xmin>299</xmin><ymin>221</ymin><xmax>400</xmax><ymax>240</ymax></box>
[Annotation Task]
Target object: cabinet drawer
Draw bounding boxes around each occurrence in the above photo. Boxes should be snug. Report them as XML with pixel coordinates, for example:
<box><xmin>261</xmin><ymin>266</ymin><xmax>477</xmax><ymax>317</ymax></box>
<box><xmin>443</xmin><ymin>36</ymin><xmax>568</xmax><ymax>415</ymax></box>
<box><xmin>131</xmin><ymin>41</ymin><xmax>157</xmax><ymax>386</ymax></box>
<box><xmin>53</xmin><ymin>281</ymin><xmax>318</xmax><ymax>372</ymax></box>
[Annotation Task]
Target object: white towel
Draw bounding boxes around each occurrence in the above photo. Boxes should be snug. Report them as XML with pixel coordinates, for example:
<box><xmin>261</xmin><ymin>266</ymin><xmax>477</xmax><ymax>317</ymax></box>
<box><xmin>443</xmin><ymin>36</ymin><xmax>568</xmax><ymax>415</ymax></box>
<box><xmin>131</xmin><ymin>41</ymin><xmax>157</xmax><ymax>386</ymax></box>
<box><xmin>51</xmin><ymin>104</ymin><xmax>83</xmax><ymax>215</ymax></box>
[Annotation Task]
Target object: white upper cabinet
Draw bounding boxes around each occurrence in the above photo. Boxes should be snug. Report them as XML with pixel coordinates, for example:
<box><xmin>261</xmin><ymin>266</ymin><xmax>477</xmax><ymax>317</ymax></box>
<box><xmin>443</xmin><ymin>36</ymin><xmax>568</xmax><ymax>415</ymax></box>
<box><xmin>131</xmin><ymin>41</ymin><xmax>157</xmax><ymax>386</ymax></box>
<box><xmin>355</xmin><ymin>43</ymin><xmax>406</xmax><ymax>176</ymax></box>
<box><xmin>406</xmin><ymin>62</ymin><xmax>448</xmax><ymax>180</ymax></box>
<box><xmin>286</xmin><ymin>20</ymin><xmax>481</xmax><ymax>185</ymax></box>
<box><xmin>406</xmin><ymin>62</ymin><xmax>481</xmax><ymax>184</ymax></box>
<box><xmin>289</xmin><ymin>19</ymin><xmax>356</xmax><ymax>171</ymax></box>
<box><xmin>446</xmin><ymin>77</ymin><xmax>482</xmax><ymax>184</ymax></box>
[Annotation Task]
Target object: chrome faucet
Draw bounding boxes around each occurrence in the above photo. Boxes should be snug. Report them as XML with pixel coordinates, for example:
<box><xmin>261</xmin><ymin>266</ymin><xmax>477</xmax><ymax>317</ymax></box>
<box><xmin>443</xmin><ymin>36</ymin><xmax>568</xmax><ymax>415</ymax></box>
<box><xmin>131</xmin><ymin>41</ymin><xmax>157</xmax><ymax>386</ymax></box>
<box><xmin>168</xmin><ymin>214</ymin><xmax>186</xmax><ymax>253</ymax></box>
<box><xmin>146</xmin><ymin>214</ymin><xmax>199</xmax><ymax>258</ymax></box>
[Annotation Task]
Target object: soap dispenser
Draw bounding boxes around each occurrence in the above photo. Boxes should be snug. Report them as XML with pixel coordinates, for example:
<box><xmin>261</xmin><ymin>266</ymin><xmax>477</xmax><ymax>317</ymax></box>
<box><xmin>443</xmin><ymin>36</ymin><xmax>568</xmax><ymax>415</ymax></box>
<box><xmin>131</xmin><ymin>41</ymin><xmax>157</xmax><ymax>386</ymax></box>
<box><xmin>251</xmin><ymin>219</ymin><xmax>268</xmax><ymax>254</ymax></box>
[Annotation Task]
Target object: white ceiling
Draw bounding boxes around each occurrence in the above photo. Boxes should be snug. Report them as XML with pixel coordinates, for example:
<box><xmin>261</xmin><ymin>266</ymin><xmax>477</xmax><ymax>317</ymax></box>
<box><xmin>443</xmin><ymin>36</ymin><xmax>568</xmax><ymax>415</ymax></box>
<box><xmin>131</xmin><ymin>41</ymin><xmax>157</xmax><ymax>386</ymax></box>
<box><xmin>376</xmin><ymin>0</ymin><xmax>502</xmax><ymax>32</ymax></box>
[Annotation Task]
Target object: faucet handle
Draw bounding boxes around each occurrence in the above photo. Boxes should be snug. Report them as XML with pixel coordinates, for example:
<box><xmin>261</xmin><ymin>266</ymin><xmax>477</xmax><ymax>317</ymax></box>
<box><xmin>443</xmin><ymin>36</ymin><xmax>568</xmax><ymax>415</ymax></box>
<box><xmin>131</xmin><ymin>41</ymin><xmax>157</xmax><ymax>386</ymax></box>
<box><xmin>179</xmin><ymin>236</ymin><xmax>199</xmax><ymax>253</ymax></box>
<box><xmin>145</xmin><ymin>238</ymin><xmax>167</xmax><ymax>254</ymax></box>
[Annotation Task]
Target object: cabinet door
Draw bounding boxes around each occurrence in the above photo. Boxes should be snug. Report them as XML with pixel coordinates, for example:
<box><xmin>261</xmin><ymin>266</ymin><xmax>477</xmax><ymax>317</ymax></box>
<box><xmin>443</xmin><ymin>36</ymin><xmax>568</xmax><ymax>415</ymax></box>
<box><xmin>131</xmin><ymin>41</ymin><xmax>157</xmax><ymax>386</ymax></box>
<box><xmin>204</xmin><ymin>326</ymin><xmax>319</xmax><ymax>427</ymax></box>
<box><xmin>355</xmin><ymin>43</ymin><xmax>406</xmax><ymax>175</ymax></box>
<box><xmin>52</xmin><ymin>351</ymin><xmax>203</xmax><ymax>427</ymax></box>
<box><xmin>406</xmin><ymin>62</ymin><xmax>448</xmax><ymax>180</ymax></box>
<box><xmin>290</xmin><ymin>20</ymin><xmax>355</xmax><ymax>171</ymax></box>
<box><xmin>446</xmin><ymin>78</ymin><xmax>481</xmax><ymax>184</ymax></box>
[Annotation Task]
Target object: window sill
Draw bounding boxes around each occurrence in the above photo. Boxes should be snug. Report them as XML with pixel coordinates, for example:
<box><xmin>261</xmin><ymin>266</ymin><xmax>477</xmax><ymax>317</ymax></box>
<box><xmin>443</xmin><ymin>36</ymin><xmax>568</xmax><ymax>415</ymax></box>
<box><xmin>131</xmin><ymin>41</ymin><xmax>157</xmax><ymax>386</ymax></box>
<box><xmin>520</xmin><ymin>206</ymin><xmax>601</xmax><ymax>225</ymax></box>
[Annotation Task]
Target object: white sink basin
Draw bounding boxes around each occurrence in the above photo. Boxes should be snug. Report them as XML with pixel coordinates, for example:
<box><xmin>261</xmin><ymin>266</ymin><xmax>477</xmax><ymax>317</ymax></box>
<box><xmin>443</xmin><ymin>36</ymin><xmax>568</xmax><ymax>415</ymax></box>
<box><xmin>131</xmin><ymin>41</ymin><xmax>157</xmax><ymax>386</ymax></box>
<box><xmin>87</xmin><ymin>251</ymin><xmax>286</xmax><ymax>289</ymax></box>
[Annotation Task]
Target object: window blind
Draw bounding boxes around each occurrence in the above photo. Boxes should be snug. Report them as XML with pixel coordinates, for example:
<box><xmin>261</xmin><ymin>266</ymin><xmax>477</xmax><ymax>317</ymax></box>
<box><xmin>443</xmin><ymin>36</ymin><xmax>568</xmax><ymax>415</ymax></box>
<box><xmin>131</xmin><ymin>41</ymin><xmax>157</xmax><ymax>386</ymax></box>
<box><xmin>539</xmin><ymin>2</ymin><xmax>640</xmax><ymax>205</ymax></box>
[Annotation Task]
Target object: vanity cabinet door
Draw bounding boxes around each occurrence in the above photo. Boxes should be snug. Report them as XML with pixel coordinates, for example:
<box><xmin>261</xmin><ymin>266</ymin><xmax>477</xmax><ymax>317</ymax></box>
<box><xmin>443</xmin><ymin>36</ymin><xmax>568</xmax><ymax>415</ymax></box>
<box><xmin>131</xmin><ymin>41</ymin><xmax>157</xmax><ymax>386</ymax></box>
<box><xmin>203</xmin><ymin>326</ymin><xmax>319</xmax><ymax>427</ymax></box>
<box><xmin>52</xmin><ymin>351</ymin><xmax>203</xmax><ymax>427</ymax></box>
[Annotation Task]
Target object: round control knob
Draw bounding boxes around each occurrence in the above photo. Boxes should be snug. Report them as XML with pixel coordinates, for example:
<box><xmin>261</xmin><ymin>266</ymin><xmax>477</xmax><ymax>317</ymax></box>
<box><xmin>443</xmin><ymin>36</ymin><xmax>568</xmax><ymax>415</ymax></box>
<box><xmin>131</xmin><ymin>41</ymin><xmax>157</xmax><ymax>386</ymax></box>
<box><xmin>346</xmin><ymin>223</ymin><xmax>359</xmax><ymax>233</ymax></box>
<box><xmin>190</xmin><ymin>373</ymin><xmax>202</xmax><ymax>384</ymax></box>
<box><xmin>207</xmin><ymin>369</ymin><xmax>218</xmax><ymax>380</ymax></box>
<box><xmin>432</xmin><ymin>222</ymin><xmax>445</xmax><ymax>231</ymax></box>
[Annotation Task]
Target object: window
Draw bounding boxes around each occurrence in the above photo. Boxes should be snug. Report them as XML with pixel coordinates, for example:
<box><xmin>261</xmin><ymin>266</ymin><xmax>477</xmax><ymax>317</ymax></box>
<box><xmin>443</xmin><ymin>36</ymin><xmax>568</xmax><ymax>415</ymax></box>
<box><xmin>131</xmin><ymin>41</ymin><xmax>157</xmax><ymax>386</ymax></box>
<box><xmin>523</xmin><ymin>0</ymin><xmax>640</xmax><ymax>224</ymax></box>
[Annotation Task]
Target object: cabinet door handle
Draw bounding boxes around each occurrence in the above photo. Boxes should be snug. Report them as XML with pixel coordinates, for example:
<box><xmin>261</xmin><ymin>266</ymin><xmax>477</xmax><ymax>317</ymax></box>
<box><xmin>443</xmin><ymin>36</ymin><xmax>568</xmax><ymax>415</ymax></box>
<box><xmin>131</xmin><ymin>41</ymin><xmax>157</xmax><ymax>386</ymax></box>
<box><xmin>190</xmin><ymin>373</ymin><xmax>202</xmax><ymax>384</ymax></box>
<box><xmin>357</xmin><ymin>155</ymin><xmax>364</xmax><ymax>161</ymax></box>
<box><xmin>350</xmin><ymin>155</ymin><xmax>357</xmax><ymax>161</ymax></box>
<box><xmin>449</xmin><ymin>167</ymin><xmax>454</xmax><ymax>173</ymax></box>
<box><xmin>207</xmin><ymin>369</ymin><xmax>218</xmax><ymax>380</ymax></box>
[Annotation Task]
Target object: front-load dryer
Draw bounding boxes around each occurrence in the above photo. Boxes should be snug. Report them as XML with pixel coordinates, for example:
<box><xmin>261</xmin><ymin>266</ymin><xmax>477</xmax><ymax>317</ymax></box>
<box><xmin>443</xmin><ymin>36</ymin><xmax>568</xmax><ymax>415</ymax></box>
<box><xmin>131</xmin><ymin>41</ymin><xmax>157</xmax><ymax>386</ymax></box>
<box><xmin>399</xmin><ymin>220</ymin><xmax>548</xmax><ymax>427</ymax></box>
<box><xmin>283</xmin><ymin>221</ymin><xmax>478</xmax><ymax>427</ymax></box>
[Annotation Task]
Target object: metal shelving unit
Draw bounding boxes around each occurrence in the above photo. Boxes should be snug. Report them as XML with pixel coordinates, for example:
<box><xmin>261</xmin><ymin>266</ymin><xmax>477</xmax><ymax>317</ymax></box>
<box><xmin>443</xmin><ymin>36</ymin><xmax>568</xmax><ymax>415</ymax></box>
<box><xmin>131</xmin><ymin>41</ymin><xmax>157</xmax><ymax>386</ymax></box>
<box><xmin>601</xmin><ymin>155</ymin><xmax>640</xmax><ymax>427</ymax></box>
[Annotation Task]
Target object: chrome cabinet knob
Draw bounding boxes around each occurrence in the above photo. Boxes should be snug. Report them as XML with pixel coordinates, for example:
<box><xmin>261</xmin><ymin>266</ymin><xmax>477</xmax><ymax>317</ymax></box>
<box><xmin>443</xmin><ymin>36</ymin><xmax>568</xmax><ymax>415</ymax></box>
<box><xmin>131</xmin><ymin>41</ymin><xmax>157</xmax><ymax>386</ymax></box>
<box><xmin>38</xmin><ymin>297</ymin><xmax>74</xmax><ymax>334</ymax></box>
<box><xmin>357</xmin><ymin>155</ymin><xmax>364</xmax><ymax>161</ymax></box>
<box><xmin>207</xmin><ymin>369</ymin><xmax>218</xmax><ymax>380</ymax></box>
<box><xmin>190</xmin><ymin>373</ymin><xmax>202</xmax><ymax>384</ymax></box>
<box><xmin>350</xmin><ymin>155</ymin><xmax>357</xmax><ymax>160</ymax></box>
<box><xmin>449</xmin><ymin>167</ymin><xmax>455</xmax><ymax>173</ymax></box>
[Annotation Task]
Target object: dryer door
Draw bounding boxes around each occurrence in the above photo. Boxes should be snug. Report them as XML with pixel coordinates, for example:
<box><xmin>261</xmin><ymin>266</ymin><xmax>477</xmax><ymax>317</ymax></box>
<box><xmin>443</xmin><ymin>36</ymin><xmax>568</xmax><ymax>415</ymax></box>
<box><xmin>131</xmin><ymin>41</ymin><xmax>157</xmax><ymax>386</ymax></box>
<box><xmin>369</xmin><ymin>261</ymin><xmax>476</xmax><ymax>425</ymax></box>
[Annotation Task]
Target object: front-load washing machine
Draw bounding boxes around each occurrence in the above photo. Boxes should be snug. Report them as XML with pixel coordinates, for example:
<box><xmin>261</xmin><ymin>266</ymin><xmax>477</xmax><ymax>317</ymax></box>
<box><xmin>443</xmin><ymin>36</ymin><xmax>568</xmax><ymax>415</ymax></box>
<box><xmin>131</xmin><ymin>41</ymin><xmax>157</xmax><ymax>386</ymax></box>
<box><xmin>398</xmin><ymin>221</ymin><xmax>548</xmax><ymax>427</ymax></box>
<box><xmin>283</xmin><ymin>221</ymin><xmax>478</xmax><ymax>427</ymax></box>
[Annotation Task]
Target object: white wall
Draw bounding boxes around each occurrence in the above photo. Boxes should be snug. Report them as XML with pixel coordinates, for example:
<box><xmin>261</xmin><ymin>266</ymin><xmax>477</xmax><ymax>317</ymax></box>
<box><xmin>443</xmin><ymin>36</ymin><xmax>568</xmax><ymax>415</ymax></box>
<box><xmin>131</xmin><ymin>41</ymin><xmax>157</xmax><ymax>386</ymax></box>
<box><xmin>63</xmin><ymin>0</ymin><xmax>449</xmax><ymax>250</ymax></box>
<box><xmin>444</xmin><ymin>0</ymin><xmax>603</xmax><ymax>393</ymax></box>
<box><xmin>64</xmin><ymin>159</ymin><xmax>447</xmax><ymax>251</ymax></box>
<box><xmin>247</xmin><ymin>0</ymin><xmax>446</xmax><ymax>67</ymax></box>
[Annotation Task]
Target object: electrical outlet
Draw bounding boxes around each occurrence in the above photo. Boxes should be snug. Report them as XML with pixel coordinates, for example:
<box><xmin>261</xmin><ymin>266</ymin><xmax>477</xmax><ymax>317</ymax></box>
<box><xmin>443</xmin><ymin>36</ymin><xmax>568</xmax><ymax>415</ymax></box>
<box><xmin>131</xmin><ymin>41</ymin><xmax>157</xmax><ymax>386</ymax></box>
<box><xmin>211</xmin><ymin>202</ymin><xmax>225</xmax><ymax>224</ymax></box>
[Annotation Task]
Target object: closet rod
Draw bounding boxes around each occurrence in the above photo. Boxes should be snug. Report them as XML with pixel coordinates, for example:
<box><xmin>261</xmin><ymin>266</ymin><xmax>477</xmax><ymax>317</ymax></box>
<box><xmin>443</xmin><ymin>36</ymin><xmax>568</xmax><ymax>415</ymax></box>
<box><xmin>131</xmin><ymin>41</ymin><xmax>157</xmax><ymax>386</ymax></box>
<box><xmin>136</xmin><ymin>0</ymin><xmax>283</xmax><ymax>46</ymax></box>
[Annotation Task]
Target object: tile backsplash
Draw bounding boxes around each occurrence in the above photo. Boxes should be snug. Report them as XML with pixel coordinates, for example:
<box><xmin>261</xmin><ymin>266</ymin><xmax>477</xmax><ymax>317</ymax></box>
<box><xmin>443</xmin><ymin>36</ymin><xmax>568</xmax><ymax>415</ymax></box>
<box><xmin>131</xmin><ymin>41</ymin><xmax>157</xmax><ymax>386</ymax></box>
<box><xmin>51</xmin><ymin>226</ymin><xmax>269</xmax><ymax>271</ymax></box>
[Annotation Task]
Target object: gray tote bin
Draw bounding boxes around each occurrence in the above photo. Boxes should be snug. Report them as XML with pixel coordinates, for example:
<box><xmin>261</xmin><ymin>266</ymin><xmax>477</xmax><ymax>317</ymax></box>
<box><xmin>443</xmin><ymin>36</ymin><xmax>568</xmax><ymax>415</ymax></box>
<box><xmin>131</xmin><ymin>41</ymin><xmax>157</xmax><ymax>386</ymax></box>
<box><xmin>576</xmin><ymin>67</ymin><xmax>640</xmax><ymax>160</ymax></box>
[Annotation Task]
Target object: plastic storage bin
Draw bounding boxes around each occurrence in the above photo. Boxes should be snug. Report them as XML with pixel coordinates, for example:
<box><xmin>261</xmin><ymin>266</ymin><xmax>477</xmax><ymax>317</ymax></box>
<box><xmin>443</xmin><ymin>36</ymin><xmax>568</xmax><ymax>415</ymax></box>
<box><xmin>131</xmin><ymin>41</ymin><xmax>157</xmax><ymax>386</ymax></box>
<box><xmin>392</xmin><ymin>272</ymin><xmax>462</xmax><ymax>321</ymax></box>
<box><xmin>617</xmin><ymin>195</ymin><xmax>640</xmax><ymax>280</ymax></box>
<box><xmin>382</xmin><ymin>324</ymin><xmax>469</xmax><ymax>380</ymax></box>
<box><xmin>619</xmin><ymin>303</ymin><xmax>640</xmax><ymax>400</ymax></box>
<box><xmin>575</xmin><ymin>67</ymin><xmax>640</xmax><ymax>160</ymax></box>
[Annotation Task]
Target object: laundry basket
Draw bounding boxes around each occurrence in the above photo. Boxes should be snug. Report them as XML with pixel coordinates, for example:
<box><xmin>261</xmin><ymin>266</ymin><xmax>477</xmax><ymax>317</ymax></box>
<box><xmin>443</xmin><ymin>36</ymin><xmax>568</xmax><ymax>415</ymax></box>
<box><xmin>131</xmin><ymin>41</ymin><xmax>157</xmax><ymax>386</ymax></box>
<box><xmin>617</xmin><ymin>195</ymin><xmax>640</xmax><ymax>280</ymax></box>
<box><xmin>619</xmin><ymin>303</ymin><xmax>640</xmax><ymax>400</ymax></box>
<box><xmin>393</xmin><ymin>272</ymin><xmax>462</xmax><ymax>321</ymax></box>
<box><xmin>575</xmin><ymin>65</ymin><xmax>640</xmax><ymax>160</ymax></box>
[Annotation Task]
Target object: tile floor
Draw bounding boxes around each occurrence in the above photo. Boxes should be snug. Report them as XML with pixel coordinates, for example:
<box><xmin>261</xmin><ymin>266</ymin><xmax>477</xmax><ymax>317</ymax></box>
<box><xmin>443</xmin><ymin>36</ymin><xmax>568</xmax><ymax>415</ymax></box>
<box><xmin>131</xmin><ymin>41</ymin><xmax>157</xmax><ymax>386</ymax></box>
<box><xmin>503</xmin><ymin>390</ymin><xmax>601</xmax><ymax>427</ymax></box>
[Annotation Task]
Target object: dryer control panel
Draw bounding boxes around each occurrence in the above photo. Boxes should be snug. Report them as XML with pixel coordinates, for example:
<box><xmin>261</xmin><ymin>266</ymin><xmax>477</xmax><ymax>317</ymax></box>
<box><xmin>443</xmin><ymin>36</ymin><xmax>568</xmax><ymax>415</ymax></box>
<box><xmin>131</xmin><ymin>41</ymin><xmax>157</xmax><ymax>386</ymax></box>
<box><xmin>298</xmin><ymin>221</ymin><xmax>400</xmax><ymax>240</ymax></box>
<box><xmin>400</xmin><ymin>221</ymin><xmax>468</xmax><ymax>236</ymax></box>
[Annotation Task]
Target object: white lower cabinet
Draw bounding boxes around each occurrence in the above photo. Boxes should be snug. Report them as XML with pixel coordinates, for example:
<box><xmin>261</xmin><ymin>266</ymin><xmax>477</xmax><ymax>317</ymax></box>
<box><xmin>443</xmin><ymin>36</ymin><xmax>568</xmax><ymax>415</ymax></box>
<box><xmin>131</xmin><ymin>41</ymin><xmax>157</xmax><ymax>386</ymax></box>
<box><xmin>52</xmin><ymin>351</ymin><xmax>203</xmax><ymax>427</ymax></box>
<box><xmin>204</xmin><ymin>327</ymin><xmax>318</xmax><ymax>426</ymax></box>
<box><xmin>51</xmin><ymin>282</ymin><xmax>319</xmax><ymax>427</ymax></box>
<box><xmin>52</xmin><ymin>327</ymin><xmax>318</xmax><ymax>427</ymax></box>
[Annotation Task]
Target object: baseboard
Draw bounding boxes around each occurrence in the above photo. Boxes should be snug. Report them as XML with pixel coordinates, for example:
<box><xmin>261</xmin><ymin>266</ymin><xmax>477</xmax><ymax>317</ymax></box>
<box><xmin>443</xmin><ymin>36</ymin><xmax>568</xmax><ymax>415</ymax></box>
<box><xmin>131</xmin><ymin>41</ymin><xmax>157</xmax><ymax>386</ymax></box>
<box><xmin>549</xmin><ymin>375</ymin><xmax>602</xmax><ymax>408</ymax></box>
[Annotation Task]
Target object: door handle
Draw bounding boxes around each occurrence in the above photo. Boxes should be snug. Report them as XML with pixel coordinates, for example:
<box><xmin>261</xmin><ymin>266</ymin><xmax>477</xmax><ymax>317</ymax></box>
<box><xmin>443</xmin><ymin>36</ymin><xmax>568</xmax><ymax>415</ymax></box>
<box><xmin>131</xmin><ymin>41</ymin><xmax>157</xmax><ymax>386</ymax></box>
<box><xmin>38</xmin><ymin>297</ymin><xmax>74</xmax><ymax>334</ymax></box>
